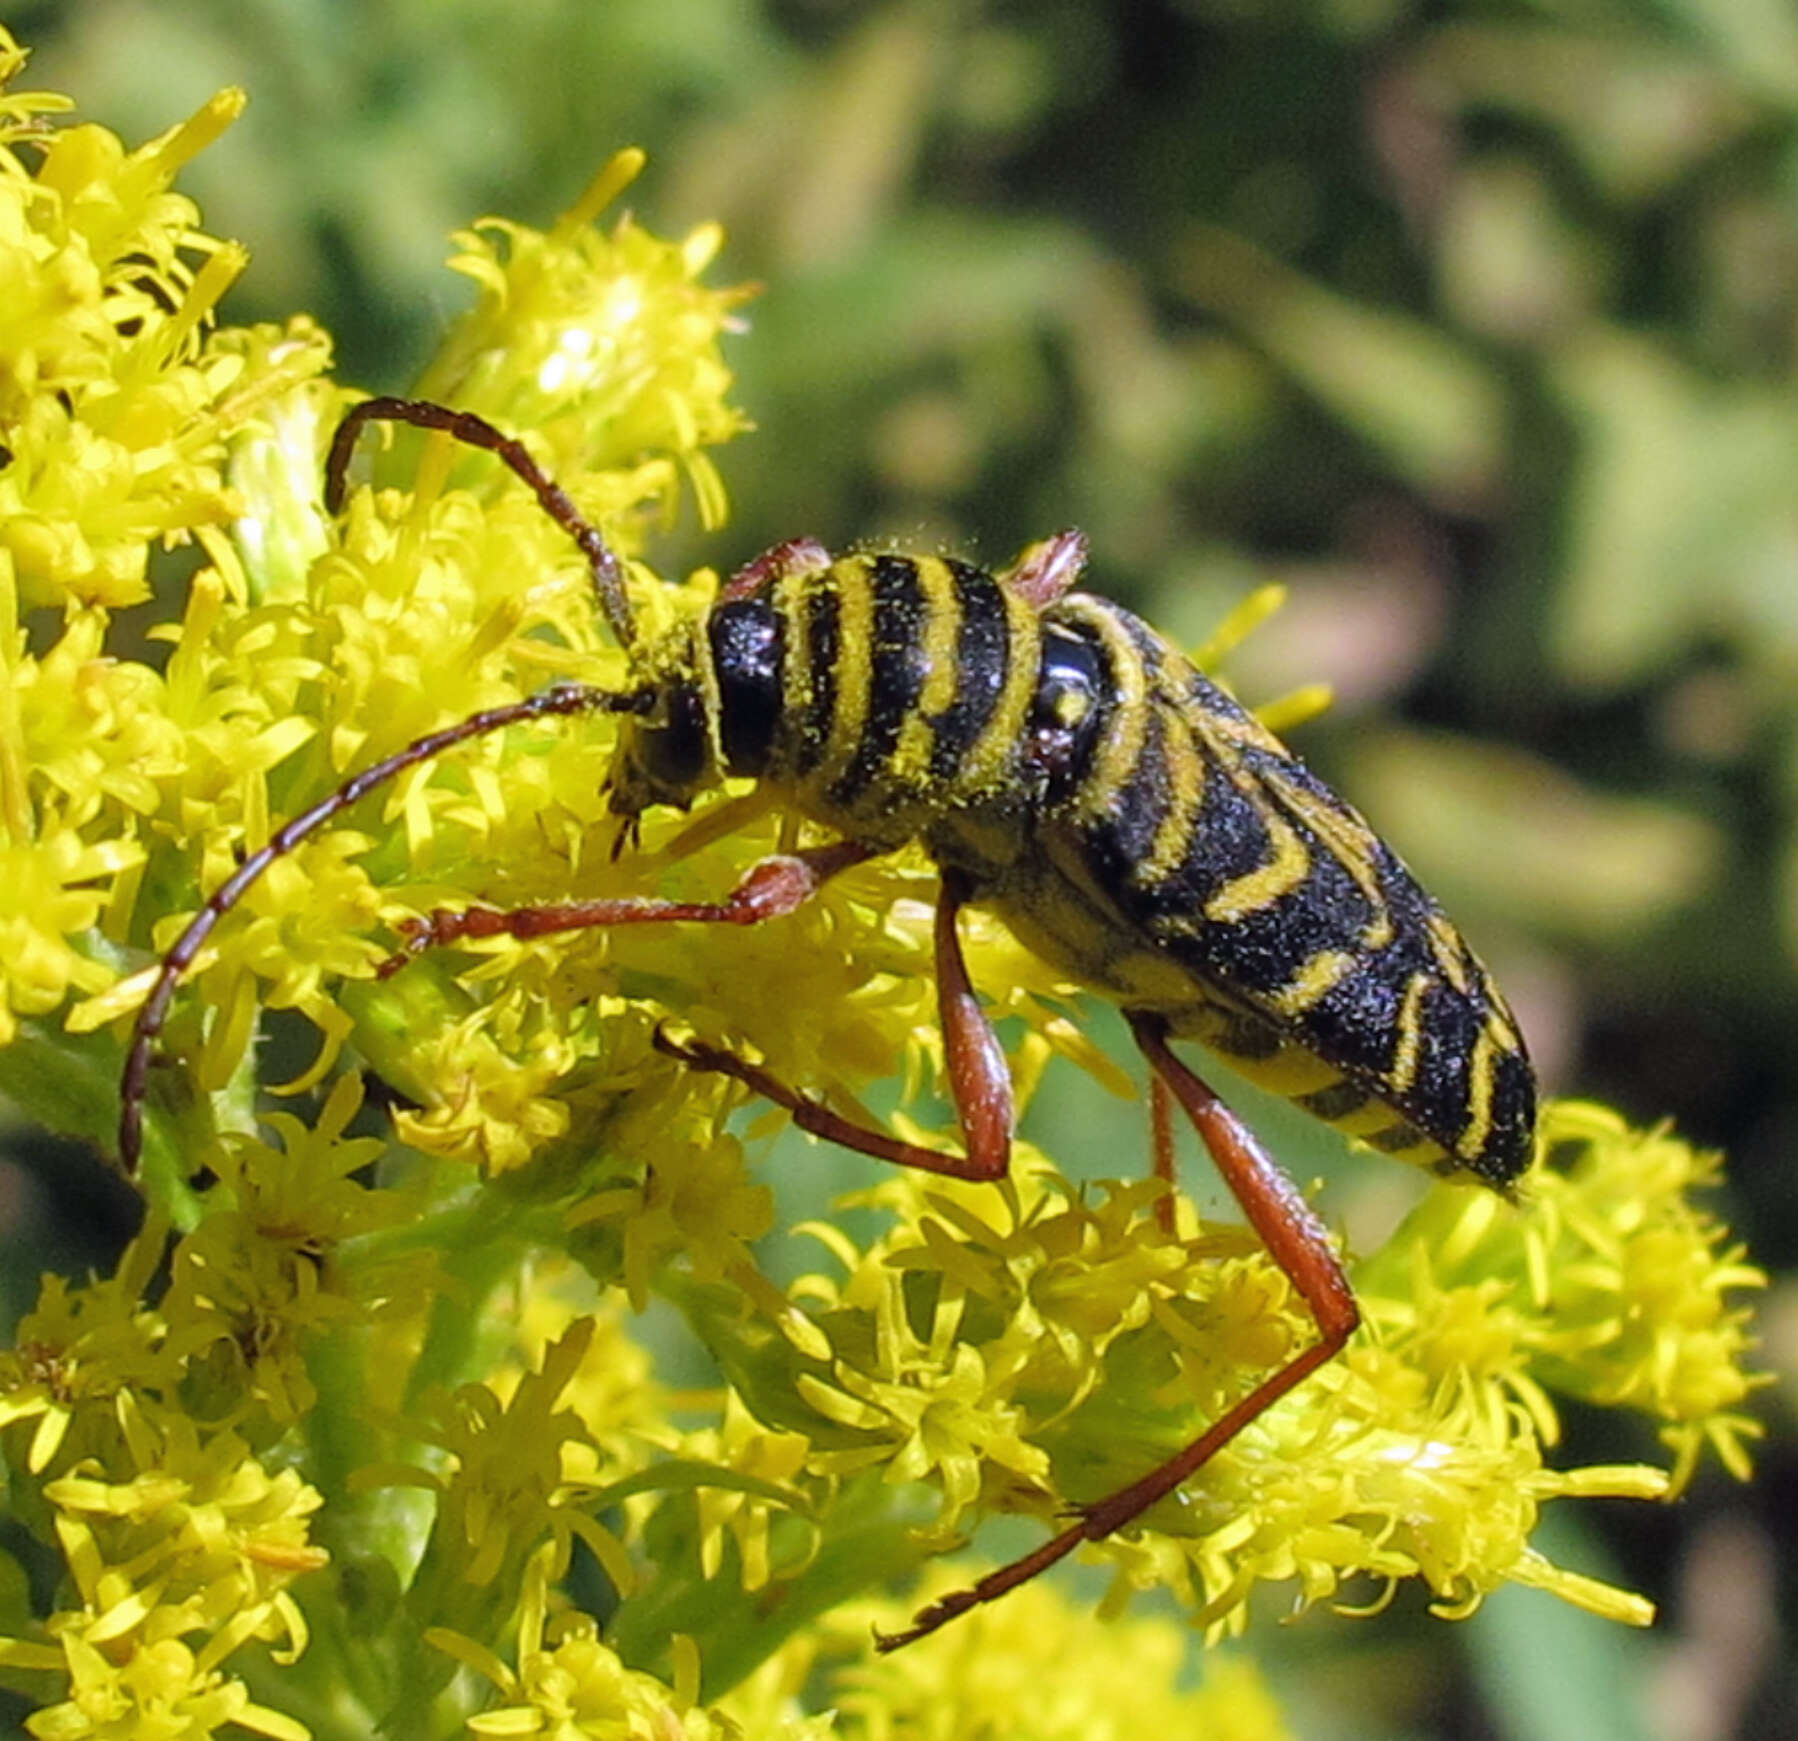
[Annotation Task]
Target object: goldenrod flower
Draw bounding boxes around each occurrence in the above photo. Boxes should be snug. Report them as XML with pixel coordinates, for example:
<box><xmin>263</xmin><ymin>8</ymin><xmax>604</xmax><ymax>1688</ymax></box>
<box><xmin>0</xmin><ymin>38</ymin><xmax>325</xmax><ymax>612</ymax></box>
<box><xmin>0</xmin><ymin>1217</ymin><xmax>168</xmax><ymax>1474</ymax></box>
<box><xmin>0</xmin><ymin>1396</ymin><xmax>325</xmax><ymax>1741</ymax></box>
<box><xmin>430</xmin><ymin>1547</ymin><xmax>828</xmax><ymax>1741</ymax></box>
<box><xmin>418</xmin><ymin>146</ymin><xmax>750</xmax><ymax>534</ymax></box>
<box><xmin>0</xmin><ymin>24</ymin><xmax>1766</xmax><ymax>1741</ymax></box>
<box><xmin>158</xmin><ymin>1073</ymin><xmax>441</xmax><ymax>1421</ymax></box>
<box><xmin>1360</xmin><ymin>1100</ymin><xmax>1766</xmax><ymax>1493</ymax></box>
<box><xmin>680</xmin><ymin>1128</ymin><xmax>1718</xmax><ymax>1641</ymax></box>
<box><xmin>724</xmin><ymin>1575</ymin><xmax>1298</xmax><ymax>1740</ymax></box>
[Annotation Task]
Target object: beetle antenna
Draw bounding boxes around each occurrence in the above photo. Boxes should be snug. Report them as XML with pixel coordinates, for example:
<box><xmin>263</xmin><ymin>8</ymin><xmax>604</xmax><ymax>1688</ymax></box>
<box><xmin>117</xmin><ymin>682</ymin><xmax>653</xmax><ymax>1176</ymax></box>
<box><xmin>325</xmin><ymin>395</ymin><xmax>639</xmax><ymax>651</ymax></box>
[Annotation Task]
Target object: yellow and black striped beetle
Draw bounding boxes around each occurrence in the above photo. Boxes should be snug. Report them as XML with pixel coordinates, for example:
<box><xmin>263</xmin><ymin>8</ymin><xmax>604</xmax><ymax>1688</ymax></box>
<box><xmin>120</xmin><ymin>395</ymin><xmax>1536</xmax><ymax>1649</ymax></box>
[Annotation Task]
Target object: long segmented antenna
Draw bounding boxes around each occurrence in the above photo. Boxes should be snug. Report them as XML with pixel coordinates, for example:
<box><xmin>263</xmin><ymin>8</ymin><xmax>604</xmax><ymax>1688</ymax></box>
<box><xmin>118</xmin><ymin>682</ymin><xmax>652</xmax><ymax>1175</ymax></box>
<box><xmin>120</xmin><ymin>398</ymin><xmax>658</xmax><ymax>1175</ymax></box>
<box><xmin>325</xmin><ymin>395</ymin><xmax>639</xmax><ymax>651</ymax></box>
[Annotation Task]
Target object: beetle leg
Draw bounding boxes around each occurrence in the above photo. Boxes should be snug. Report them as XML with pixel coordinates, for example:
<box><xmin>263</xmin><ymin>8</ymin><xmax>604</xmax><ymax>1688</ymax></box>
<box><xmin>719</xmin><ymin>536</ymin><xmax>833</xmax><ymax>602</ymax></box>
<box><xmin>376</xmin><ymin>838</ymin><xmax>876</xmax><ymax>975</ymax></box>
<box><xmin>1149</xmin><ymin>1072</ymin><xmax>1177</xmax><ymax>1235</ymax></box>
<box><xmin>876</xmin><ymin>1008</ymin><xmax>1358</xmax><ymax>1650</ymax></box>
<box><xmin>656</xmin><ymin>866</ymin><xmax>1012</xmax><ymax>1182</ymax></box>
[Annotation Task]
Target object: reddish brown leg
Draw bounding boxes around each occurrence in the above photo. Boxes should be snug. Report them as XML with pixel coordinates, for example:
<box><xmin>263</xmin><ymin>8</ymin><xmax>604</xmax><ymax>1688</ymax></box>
<box><xmin>877</xmin><ymin>1009</ymin><xmax>1359</xmax><ymax>1650</ymax></box>
<box><xmin>1149</xmin><ymin>1073</ymin><xmax>1178</xmax><ymax>1235</ymax></box>
<box><xmin>720</xmin><ymin>536</ymin><xmax>833</xmax><ymax>602</ymax></box>
<box><xmin>656</xmin><ymin>867</ymin><xmax>1013</xmax><ymax>1181</ymax></box>
<box><xmin>375</xmin><ymin>839</ymin><xmax>875</xmax><ymax>976</ymax></box>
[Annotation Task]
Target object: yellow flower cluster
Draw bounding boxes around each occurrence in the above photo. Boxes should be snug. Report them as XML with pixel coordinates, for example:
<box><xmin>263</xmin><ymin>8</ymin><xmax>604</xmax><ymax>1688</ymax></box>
<box><xmin>0</xmin><ymin>1222</ymin><xmax>326</xmax><ymax>1739</ymax></box>
<box><xmin>432</xmin><ymin>1543</ymin><xmax>1297</xmax><ymax>1741</ymax></box>
<box><xmin>0</xmin><ymin>26</ymin><xmax>1766</xmax><ymax>1741</ymax></box>
<box><xmin>683</xmin><ymin>1098</ymin><xmax>1758</xmax><ymax>1641</ymax></box>
<box><xmin>733</xmin><ymin>1578</ymin><xmax>1299</xmax><ymax>1741</ymax></box>
<box><xmin>0</xmin><ymin>37</ymin><xmax>328</xmax><ymax>1054</ymax></box>
<box><xmin>1360</xmin><ymin>1100</ymin><xmax>1765</xmax><ymax>1493</ymax></box>
<box><xmin>428</xmin><ymin>1544</ymin><xmax>822</xmax><ymax>1741</ymax></box>
<box><xmin>0</xmin><ymin>61</ymin><xmax>246</xmax><ymax>613</ymax></box>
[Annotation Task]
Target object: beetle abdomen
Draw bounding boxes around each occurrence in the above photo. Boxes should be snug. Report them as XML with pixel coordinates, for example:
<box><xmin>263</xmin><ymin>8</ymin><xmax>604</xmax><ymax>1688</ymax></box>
<box><xmin>976</xmin><ymin>594</ymin><xmax>1535</xmax><ymax>1188</ymax></box>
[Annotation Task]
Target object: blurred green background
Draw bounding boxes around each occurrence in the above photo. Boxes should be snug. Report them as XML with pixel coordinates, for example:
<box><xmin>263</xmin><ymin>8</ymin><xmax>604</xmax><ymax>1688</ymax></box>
<box><xmin>5</xmin><ymin>0</ymin><xmax>1796</xmax><ymax>1736</ymax></box>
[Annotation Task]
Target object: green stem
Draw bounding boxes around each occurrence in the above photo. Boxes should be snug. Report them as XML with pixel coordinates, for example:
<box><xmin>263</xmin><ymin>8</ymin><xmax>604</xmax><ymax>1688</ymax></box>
<box><xmin>607</xmin><ymin>1471</ymin><xmax>939</xmax><ymax>1699</ymax></box>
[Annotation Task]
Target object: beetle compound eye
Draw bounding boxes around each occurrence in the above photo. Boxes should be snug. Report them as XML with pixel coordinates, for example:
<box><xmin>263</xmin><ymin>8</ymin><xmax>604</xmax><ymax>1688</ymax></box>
<box><xmin>638</xmin><ymin>682</ymin><xmax>710</xmax><ymax>793</ymax></box>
